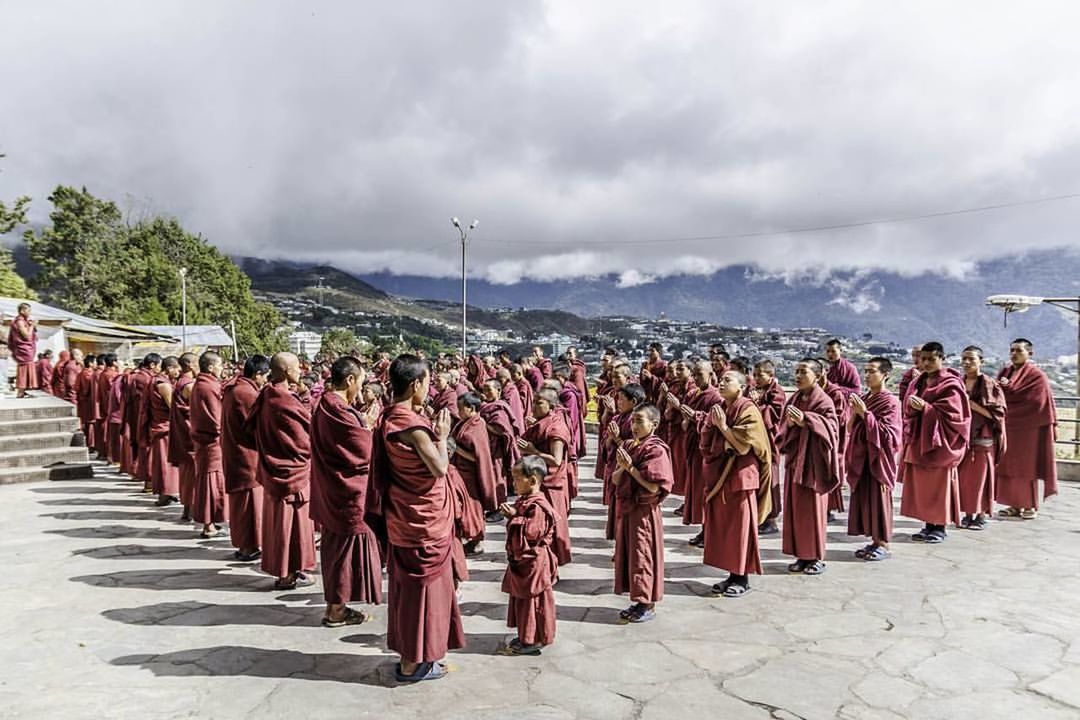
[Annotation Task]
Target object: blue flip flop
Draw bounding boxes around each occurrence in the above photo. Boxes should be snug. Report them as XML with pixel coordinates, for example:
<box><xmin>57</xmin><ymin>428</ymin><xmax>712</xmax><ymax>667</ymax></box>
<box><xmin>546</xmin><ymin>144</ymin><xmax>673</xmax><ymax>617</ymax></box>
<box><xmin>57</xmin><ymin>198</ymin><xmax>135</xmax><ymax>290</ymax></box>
<box><xmin>394</xmin><ymin>661</ymin><xmax>447</xmax><ymax>683</ymax></box>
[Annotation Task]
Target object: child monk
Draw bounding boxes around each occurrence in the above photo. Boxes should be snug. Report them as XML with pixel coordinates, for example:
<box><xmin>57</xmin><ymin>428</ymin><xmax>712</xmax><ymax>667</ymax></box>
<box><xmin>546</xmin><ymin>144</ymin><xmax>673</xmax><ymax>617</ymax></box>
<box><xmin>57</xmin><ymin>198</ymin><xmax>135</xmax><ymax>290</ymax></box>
<box><xmin>612</xmin><ymin>404</ymin><xmax>674</xmax><ymax>624</ymax></box>
<box><xmin>497</xmin><ymin>456</ymin><xmax>559</xmax><ymax>656</ymax></box>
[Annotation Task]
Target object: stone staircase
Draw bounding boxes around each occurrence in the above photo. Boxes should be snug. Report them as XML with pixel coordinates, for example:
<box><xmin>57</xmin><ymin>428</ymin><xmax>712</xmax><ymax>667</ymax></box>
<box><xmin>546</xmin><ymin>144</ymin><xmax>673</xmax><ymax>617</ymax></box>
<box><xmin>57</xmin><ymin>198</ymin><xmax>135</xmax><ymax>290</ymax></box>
<box><xmin>0</xmin><ymin>395</ymin><xmax>94</xmax><ymax>484</ymax></box>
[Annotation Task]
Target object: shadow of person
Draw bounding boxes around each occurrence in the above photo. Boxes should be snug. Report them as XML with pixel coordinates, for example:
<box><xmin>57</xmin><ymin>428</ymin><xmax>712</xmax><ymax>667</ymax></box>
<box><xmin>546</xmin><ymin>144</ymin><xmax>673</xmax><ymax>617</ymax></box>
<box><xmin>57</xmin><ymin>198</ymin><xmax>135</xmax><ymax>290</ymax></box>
<box><xmin>457</xmin><ymin>600</ymin><xmax>622</xmax><ymax>625</ymax></box>
<box><xmin>38</xmin><ymin>497</ymin><xmax>152</xmax><ymax>508</ymax></box>
<box><xmin>111</xmin><ymin>646</ymin><xmax>393</xmax><ymax>686</ymax></box>
<box><xmin>40</xmin><ymin>510</ymin><xmax>180</xmax><ymax>522</ymax></box>
<box><xmin>29</xmin><ymin>486</ymin><xmax>130</xmax><ymax>495</ymax></box>
<box><xmin>46</xmin><ymin>525</ymin><xmax>201</xmax><ymax>541</ymax></box>
<box><xmin>102</xmin><ymin>600</ymin><xmax>322</xmax><ymax>627</ymax></box>
<box><xmin>71</xmin><ymin>567</ymin><xmax>269</xmax><ymax>593</ymax></box>
<box><xmin>72</xmin><ymin>544</ymin><xmax>234</xmax><ymax>561</ymax></box>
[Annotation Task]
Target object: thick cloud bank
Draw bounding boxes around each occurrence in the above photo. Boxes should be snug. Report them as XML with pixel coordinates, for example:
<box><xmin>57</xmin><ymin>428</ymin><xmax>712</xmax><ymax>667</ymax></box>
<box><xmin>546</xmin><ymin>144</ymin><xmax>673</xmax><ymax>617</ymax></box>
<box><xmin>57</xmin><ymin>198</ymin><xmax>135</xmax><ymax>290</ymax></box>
<box><xmin>3</xmin><ymin>1</ymin><xmax>1080</xmax><ymax>284</ymax></box>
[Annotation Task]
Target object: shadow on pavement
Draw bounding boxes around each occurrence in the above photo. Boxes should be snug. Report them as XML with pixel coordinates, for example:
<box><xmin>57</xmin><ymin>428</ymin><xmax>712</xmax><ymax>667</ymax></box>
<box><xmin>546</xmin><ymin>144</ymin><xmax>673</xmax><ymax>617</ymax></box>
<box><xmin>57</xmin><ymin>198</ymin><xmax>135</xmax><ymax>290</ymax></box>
<box><xmin>102</xmin><ymin>600</ymin><xmax>322</xmax><ymax>627</ymax></box>
<box><xmin>46</xmin><ymin>525</ymin><xmax>201</xmax><ymax>541</ymax></box>
<box><xmin>72</xmin><ymin>544</ymin><xmax>235</xmax><ymax>561</ymax></box>
<box><xmin>71</xmin><ymin>567</ymin><xmax>268</xmax><ymax>592</ymax></box>
<box><xmin>111</xmin><ymin>646</ymin><xmax>393</xmax><ymax>686</ymax></box>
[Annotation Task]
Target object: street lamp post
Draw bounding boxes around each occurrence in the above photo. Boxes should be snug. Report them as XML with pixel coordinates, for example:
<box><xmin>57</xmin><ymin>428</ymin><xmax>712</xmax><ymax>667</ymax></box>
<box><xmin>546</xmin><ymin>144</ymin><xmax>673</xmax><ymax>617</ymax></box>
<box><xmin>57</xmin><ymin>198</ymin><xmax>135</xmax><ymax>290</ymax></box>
<box><xmin>451</xmin><ymin>217</ymin><xmax>479</xmax><ymax>359</ymax></box>
<box><xmin>179</xmin><ymin>267</ymin><xmax>188</xmax><ymax>352</ymax></box>
<box><xmin>986</xmin><ymin>293</ymin><xmax>1080</xmax><ymax>457</ymax></box>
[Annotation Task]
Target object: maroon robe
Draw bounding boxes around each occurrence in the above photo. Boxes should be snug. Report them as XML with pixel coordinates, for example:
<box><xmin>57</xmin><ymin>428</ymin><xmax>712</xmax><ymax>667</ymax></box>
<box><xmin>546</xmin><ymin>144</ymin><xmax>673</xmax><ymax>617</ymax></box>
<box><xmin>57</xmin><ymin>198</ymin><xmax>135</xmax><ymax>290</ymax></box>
<box><xmin>701</xmin><ymin>397</ymin><xmax>770</xmax><ymax>576</ymax></box>
<box><xmin>958</xmin><ymin>374</ymin><xmax>1007</xmax><ymax>516</ymax></box>
<box><xmin>36</xmin><ymin>357</ymin><xmax>53</xmax><ymax>394</ymax></box>
<box><xmin>126</xmin><ymin>367</ymin><xmax>153</xmax><ymax>483</ymax></box>
<box><xmin>568</xmin><ymin>358</ymin><xmax>589</xmax><ymax>422</ymax></box>
<box><xmin>222</xmin><ymin>376</ymin><xmax>263</xmax><ymax>552</ymax></box>
<box><xmin>753</xmin><ymin>378</ymin><xmax>787</xmax><ymax>524</ymax></box>
<box><xmin>827</xmin><ymin>357</ymin><xmax>862</xmax><ymax>396</ymax></box>
<box><xmin>7</xmin><ymin>316</ymin><xmax>37</xmax><ymax>390</ymax></box>
<box><xmin>525</xmin><ymin>366</ymin><xmax>544</xmax><ymax>393</ymax></box>
<box><xmin>75</xmin><ymin>366</ymin><xmax>98</xmax><ymax>443</ymax></box>
<box><xmin>372</xmin><ymin>403</ymin><xmax>465</xmax><ymax>664</ymax></box>
<box><xmin>190</xmin><ymin>373</ymin><xmax>227</xmax><ymax>525</ymax></box>
<box><xmin>108</xmin><ymin>373</ymin><xmax>133</xmax><ymax>474</ymax></box>
<box><xmin>613</xmin><ymin>435</ymin><xmax>673</xmax><ymax>603</ymax></box>
<box><xmin>94</xmin><ymin>367</ymin><xmax>117</xmax><ymax>459</ymax></box>
<box><xmin>900</xmin><ymin>368</ymin><xmax>970</xmax><ymax>526</ymax></box>
<box><xmin>480</xmin><ymin>400</ymin><xmax>518</xmax><ymax>502</ymax></box>
<box><xmin>639</xmin><ymin>359</ymin><xmax>669</xmax><ymax>405</ymax></box>
<box><xmin>502</xmin><ymin>492</ymin><xmax>558</xmax><ymax>646</ymax></box>
<box><xmin>431</xmin><ymin>386</ymin><xmax>460</xmax><ymax>424</ymax></box>
<box><xmin>310</xmin><ymin>391</ymin><xmax>382</xmax><ymax>606</ymax></box>
<box><xmin>601</xmin><ymin>410</ymin><xmax>634</xmax><ymax>539</ymax></box>
<box><xmin>514</xmin><ymin>378</ymin><xmax>534</xmax><ymax>424</ymax></box>
<box><xmin>996</xmin><ymin>362</ymin><xmax>1057</xmax><ymax>509</ymax></box>
<box><xmin>523</xmin><ymin>412</ymin><xmax>574</xmax><ymax>565</ymax></box>
<box><xmin>144</xmin><ymin>374</ymin><xmax>179</xmax><ymax>497</ymax></box>
<box><xmin>250</xmin><ymin>381</ymin><xmax>316</xmax><ymax>578</ymax></box>
<box><xmin>501</xmin><ymin>382</ymin><xmax>526</xmax><ymax>436</ymax></box>
<box><xmin>536</xmin><ymin>357</ymin><xmax>553</xmax><ymax>379</ymax></box>
<box><xmin>451</xmin><ymin>414</ymin><xmax>498</xmax><ymax>512</ymax></box>
<box><xmin>447</xmin><ymin>463</ymin><xmax>485</xmax><ymax>579</ymax></box>
<box><xmin>779</xmin><ymin>386</ymin><xmax>842</xmax><ymax>561</ymax></box>
<box><xmin>685</xmin><ymin>385</ymin><xmax>724</xmax><ymax>525</ymax></box>
<box><xmin>663</xmin><ymin>381</ymin><xmax>691</xmax><ymax>496</ymax></box>
<box><xmin>846</xmin><ymin>390</ymin><xmax>902</xmax><ymax>543</ymax></box>
<box><xmin>168</xmin><ymin>375</ymin><xmax>196</xmax><ymax>508</ymax></box>
<box><xmin>822</xmin><ymin>380</ymin><xmax>850</xmax><ymax>514</ymax></box>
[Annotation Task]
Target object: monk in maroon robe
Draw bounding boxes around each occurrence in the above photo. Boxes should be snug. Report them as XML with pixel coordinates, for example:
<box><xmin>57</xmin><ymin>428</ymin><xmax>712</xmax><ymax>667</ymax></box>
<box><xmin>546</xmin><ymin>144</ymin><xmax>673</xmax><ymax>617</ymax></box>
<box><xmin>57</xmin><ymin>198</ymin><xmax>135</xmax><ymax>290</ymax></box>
<box><xmin>75</xmin><ymin>354</ymin><xmax>98</xmax><ymax>446</ymax></box>
<box><xmin>479</xmin><ymin>381</ymin><xmax>519</xmax><ymax>501</ymax></box>
<box><xmin>996</xmin><ymin>338</ymin><xmax>1057</xmax><ymax>519</ymax></box>
<box><xmin>510</xmin><ymin>364</ymin><xmax>534</xmax><ymax>425</ymax></box>
<box><xmin>596</xmin><ymin>365</ymin><xmax>630</xmax><ymax>484</ymax></box>
<box><xmin>127</xmin><ymin>355</ymin><xmax>159</xmax><ymax>488</ymax></box>
<box><xmin>50</xmin><ymin>349</ymin><xmax>68</xmax><ymax>397</ymax></box>
<box><xmin>191</xmin><ymin>352</ymin><xmax>228</xmax><ymax>537</ymax></box>
<box><xmin>452</xmin><ymin>393</ymin><xmax>500</xmax><ymax>520</ymax></box>
<box><xmin>702</xmin><ymin>371</ymin><xmax>772</xmax><ymax>596</ymax></box>
<box><xmin>168</xmin><ymin>354</ymin><xmax>197</xmax><ymax>519</ymax></box>
<box><xmin>639</xmin><ymin>343</ymin><xmax>669</xmax><ymax>405</ymax></box>
<box><xmin>95</xmin><ymin>355</ymin><xmax>119</xmax><ymax>463</ymax></box>
<box><xmin>497</xmin><ymin>368</ymin><xmax>526</xmax><ymax>434</ymax></box>
<box><xmin>497</xmin><ymin>456</ymin><xmax>558</xmax><ymax>655</ymax></box>
<box><xmin>779</xmin><ymin>359</ymin><xmax>842</xmax><ymax>575</ymax></box>
<box><xmin>371</xmin><ymin>354</ymin><xmax>465</xmax><ymax>682</ymax></box>
<box><xmin>751</xmin><ymin>360</ymin><xmax>786</xmax><ymax>534</ymax></box>
<box><xmin>818</xmin><ymin>368</ymin><xmax>850</xmax><ymax>516</ymax></box>
<box><xmin>430</xmin><ymin>371</ymin><xmax>460</xmax><ymax>424</ymax></box>
<box><xmin>311</xmin><ymin>357</ymin><xmax>382</xmax><ymax>627</ymax></box>
<box><xmin>684</xmin><ymin>362</ymin><xmax>724</xmax><ymax>545</ymax></box>
<box><xmin>663</xmin><ymin>361</ymin><xmax>692</xmax><ymax>503</ymax></box>
<box><xmin>36</xmin><ymin>350</ymin><xmax>54</xmax><ymax>394</ymax></box>
<box><xmin>531</xmin><ymin>346</ymin><xmax>553</xmax><ymax>379</ymax></box>
<box><xmin>107</xmin><ymin>369</ymin><xmax>133</xmax><ymax>474</ymax></box>
<box><xmin>553</xmin><ymin>377</ymin><xmax>585</xmax><ymax>498</ymax></box>
<box><xmin>250</xmin><ymin>352</ymin><xmax>316</xmax><ymax>589</ymax></box>
<box><xmin>90</xmin><ymin>356</ymin><xmax>113</xmax><ymax>457</ymax></box>
<box><xmin>143</xmin><ymin>357</ymin><xmax>180</xmax><ymax>505</ymax></box>
<box><xmin>222</xmin><ymin>355</ymin><xmax>269</xmax><ymax>561</ymax></box>
<box><xmin>825</xmin><ymin>338</ymin><xmax>861</xmax><ymax>396</ymax></box>
<box><xmin>897</xmin><ymin>346</ymin><xmax>923</xmax><ymax>403</ymax></box>
<box><xmin>62</xmin><ymin>348</ymin><xmax>83</xmax><ymax>405</ymax></box>
<box><xmin>900</xmin><ymin>342</ymin><xmax>970</xmax><ymax>543</ymax></box>
<box><xmin>959</xmin><ymin>346</ymin><xmax>1007</xmax><ymax>529</ymax></box>
<box><xmin>846</xmin><ymin>358</ymin><xmax>902</xmax><ymax>561</ymax></box>
<box><xmin>612</xmin><ymin>404</ymin><xmax>673</xmax><ymax>624</ymax></box>
<box><xmin>519</xmin><ymin>388</ymin><xmax>574</xmax><ymax>565</ymax></box>
<box><xmin>600</xmin><ymin>385</ymin><xmax>641</xmax><ymax>539</ymax></box>
<box><xmin>564</xmin><ymin>346</ymin><xmax>589</xmax><ymax>422</ymax></box>
<box><xmin>7</xmin><ymin>303</ymin><xmax>37</xmax><ymax>397</ymax></box>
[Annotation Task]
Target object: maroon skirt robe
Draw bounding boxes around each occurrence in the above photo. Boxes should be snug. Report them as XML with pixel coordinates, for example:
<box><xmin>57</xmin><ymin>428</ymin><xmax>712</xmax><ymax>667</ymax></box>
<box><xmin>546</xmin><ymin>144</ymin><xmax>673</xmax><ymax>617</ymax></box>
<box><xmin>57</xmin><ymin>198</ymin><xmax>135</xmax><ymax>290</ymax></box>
<box><xmin>846</xmin><ymin>390</ymin><xmax>902</xmax><ymax>544</ymax></box>
<box><xmin>502</xmin><ymin>493</ymin><xmax>558</xmax><ymax>646</ymax></box>
<box><xmin>613</xmin><ymin>435</ymin><xmax>673</xmax><ymax>604</ymax></box>
<box><xmin>191</xmin><ymin>373</ymin><xmax>228</xmax><ymax>526</ymax></box>
<box><xmin>996</xmin><ymin>362</ymin><xmax>1056</xmax><ymax>510</ymax></box>
<box><xmin>223</xmin><ymin>376</ymin><xmax>263</xmax><ymax>552</ymax></box>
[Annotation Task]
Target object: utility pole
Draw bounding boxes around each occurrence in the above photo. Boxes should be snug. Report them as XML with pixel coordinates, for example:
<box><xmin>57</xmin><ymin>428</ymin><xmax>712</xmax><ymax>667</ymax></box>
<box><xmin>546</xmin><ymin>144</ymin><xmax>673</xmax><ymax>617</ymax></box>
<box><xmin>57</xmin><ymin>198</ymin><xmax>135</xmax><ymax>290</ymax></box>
<box><xmin>451</xmin><ymin>217</ymin><xmax>479</xmax><ymax>359</ymax></box>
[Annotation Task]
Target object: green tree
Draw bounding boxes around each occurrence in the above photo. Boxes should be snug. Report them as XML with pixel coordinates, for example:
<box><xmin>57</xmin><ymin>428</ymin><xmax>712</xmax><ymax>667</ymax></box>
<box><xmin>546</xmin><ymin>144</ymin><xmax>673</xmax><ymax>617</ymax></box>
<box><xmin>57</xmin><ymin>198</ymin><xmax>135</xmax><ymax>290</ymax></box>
<box><xmin>24</xmin><ymin>185</ymin><xmax>287</xmax><ymax>354</ymax></box>
<box><xmin>320</xmin><ymin>327</ymin><xmax>361</xmax><ymax>357</ymax></box>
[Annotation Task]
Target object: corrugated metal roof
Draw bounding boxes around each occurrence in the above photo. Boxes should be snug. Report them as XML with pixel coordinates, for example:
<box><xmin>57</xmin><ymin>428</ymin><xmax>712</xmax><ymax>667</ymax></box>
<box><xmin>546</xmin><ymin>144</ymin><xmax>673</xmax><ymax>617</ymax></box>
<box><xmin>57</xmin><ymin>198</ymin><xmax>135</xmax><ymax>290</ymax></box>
<box><xmin>132</xmin><ymin>325</ymin><xmax>233</xmax><ymax>346</ymax></box>
<box><xmin>0</xmin><ymin>297</ymin><xmax>178</xmax><ymax>341</ymax></box>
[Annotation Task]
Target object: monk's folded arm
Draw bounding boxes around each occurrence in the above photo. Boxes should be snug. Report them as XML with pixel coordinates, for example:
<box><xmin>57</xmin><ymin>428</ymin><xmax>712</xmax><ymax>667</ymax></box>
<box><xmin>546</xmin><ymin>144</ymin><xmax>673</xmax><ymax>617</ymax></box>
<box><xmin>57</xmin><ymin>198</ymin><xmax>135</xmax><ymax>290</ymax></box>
<box><xmin>406</xmin><ymin>428</ymin><xmax>449</xmax><ymax>477</ymax></box>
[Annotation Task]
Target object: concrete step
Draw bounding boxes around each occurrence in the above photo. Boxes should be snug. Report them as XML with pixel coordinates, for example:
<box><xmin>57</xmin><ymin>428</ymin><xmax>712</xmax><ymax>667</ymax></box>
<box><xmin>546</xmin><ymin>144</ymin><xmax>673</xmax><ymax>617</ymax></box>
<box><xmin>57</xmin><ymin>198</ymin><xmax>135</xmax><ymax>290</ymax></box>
<box><xmin>0</xmin><ymin>417</ymin><xmax>81</xmax><ymax>436</ymax></box>
<box><xmin>0</xmin><ymin>403</ymin><xmax>77</xmax><ymax>422</ymax></box>
<box><xmin>0</xmin><ymin>463</ymin><xmax>95</xmax><ymax>485</ymax></box>
<box><xmin>0</xmin><ymin>446</ymin><xmax>90</xmax><ymax>469</ymax></box>
<box><xmin>0</xmin><ymin>432</ymin><xmax>78</xmax><ymax>453</ymax></box>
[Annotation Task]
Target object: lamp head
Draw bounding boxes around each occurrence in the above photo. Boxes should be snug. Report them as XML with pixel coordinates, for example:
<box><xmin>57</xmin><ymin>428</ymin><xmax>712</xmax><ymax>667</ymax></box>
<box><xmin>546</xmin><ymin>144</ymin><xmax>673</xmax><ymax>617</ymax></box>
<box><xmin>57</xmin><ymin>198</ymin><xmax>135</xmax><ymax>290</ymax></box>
<box><xmin>986</xmin><ymin>294</ymin><xmax>1043</xmax><ymax>328</ymax></box>
<box><xmin>469</xmin><ymin>219</ymin><xmax>479</xmax><ymax>230</ymax></box>
<box><xmin>451</xmin><ymin>217</ymin><xmax>461</xmax><ymax>228</ymax></box>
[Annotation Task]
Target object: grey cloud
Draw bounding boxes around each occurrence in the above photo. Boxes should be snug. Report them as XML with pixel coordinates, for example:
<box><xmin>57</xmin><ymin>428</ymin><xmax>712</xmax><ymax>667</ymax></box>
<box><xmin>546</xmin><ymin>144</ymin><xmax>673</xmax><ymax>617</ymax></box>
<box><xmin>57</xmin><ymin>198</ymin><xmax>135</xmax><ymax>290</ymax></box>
<box><xmin>3</xmin><ymin>1</ymin><xmax>1080</xmax><ymax>286</ymax></box>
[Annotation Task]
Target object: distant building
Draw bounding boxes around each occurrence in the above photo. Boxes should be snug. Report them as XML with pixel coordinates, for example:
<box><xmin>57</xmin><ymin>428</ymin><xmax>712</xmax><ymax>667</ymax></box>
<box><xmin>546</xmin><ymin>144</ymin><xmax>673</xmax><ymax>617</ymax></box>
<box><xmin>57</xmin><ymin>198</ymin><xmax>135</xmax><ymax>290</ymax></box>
<box><xmin>289</xmin><ymin>330</ymin><xmax>323</xmax><ymax>357</ymax></box>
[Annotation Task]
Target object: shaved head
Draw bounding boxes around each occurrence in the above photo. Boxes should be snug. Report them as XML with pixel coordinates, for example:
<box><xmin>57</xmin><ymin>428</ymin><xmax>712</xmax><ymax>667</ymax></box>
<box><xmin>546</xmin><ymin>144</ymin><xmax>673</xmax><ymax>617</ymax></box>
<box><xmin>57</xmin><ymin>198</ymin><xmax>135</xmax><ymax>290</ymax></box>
<box><xmin>270</xmin><ymin>352</ymin><xmax>300</xmax><ymax>383</ymax></box>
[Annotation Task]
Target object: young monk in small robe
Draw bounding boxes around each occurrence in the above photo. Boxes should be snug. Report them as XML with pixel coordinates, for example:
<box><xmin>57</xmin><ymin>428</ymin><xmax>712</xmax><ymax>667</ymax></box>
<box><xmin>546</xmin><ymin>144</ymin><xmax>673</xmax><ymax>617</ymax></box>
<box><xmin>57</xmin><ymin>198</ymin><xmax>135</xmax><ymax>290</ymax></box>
<box><xmin>702</xmin><ymin>371</ymin><xmax>772</xmax><ymax>597</ymax></box>
<box><xmin>817</xmin><ymin>359</ymin><xmax>850</xmax><ymax>520</ymax></box>
<box><xmin>518</xmin><ymin>388</ymin><xmax>573</xmax><ymax>565</ymax></box>
<box><xmin>846</xmin><ymin>358</ymin><xmax>902</xmax><ymax>561</ymax></box>
<box><xmin>612</xmin><ymin>404</ymin><xmax>673</xmax><ymax>624</ymax></box>
<box><xmin>751</xmin><ymin>360</ymin><xmax>786</xmax><ymax>535</ymax></box>
<box><xmin>958</xmin><ymin>346</ymin><xmax>1006</xmax><ymax>530</ymax></box>
<box><xmin>497</xmin><ymin>456</ymin><xmax>559</xmax><ymax>656</ymax></box>
<box><xmin>780</xmin><ymin>359</ymin><xmax>842</xmax><ymax>576</ymax></box>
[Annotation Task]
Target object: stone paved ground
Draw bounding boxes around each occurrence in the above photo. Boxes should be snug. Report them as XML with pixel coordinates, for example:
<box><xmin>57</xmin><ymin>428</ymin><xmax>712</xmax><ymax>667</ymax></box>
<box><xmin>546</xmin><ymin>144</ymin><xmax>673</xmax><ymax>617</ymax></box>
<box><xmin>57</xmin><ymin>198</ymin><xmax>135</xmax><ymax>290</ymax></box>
<box><xmin>1</xmin><ymin>440</ymin><xmax>1079</xmax><ymax>720</ymax></box>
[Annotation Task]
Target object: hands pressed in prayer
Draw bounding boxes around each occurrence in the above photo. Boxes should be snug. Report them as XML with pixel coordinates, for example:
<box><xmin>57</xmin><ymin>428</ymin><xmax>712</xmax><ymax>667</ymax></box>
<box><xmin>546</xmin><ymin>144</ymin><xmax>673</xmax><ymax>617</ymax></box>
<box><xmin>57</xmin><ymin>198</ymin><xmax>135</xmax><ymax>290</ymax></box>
<box><xmin>516</xmin><ymin>438</ymin><xmax>538</xmax><ymax>455</ymax></box>
<box><xmin>679</xmin><ymin>405</ymin><xmax>695</xmax><ymax>419</ymax></box>
<box><xmin>434</xmin><ymin>408</ymin><xmax>452</xmax><ymax>438</ymax></box>
<box><xmin>607</xmin><ymin>420</ymin><xmax>619</xmax><ymax>438</ymax></box>
<box><xmin>498</xmin><ymin>502</ymin><xmax>516</xmax><ymax>518</ymax></box>
<box><xmin>615</xmin><ymin>447</ymin><xmax>633</xmax><ymax>471</ymax></box>
<box><xmin>850</xmin><ymin>394</ymin><xmax>866</xmax><ymax>417</ymax></box>
<box><xmin>786</xmin><ymin>405</ymin><xmax>805</xmax><ymax>427</ymax></box>
<box><xmin>665</xmin><ymin>392</ymin><xmax>680</xmax><ymax>408</ymax></box>
<box><xmin>908</xmin><ymin>396</ymin><xmax>926</xmax><ymax>412</ymax></box>
<box><xmin>710</xmin><ymin>404</ymin><xmax>727</xmax><ymax>430</ymax></box>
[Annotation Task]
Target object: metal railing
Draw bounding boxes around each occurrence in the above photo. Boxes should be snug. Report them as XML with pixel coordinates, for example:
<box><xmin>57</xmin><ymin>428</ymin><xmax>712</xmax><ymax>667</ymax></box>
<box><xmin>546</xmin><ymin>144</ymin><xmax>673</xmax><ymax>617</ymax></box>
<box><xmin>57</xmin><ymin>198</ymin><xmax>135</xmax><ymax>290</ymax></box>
<box><xmin>1053</xmin><ymin>395</ymin><xmax>1080</xmax><ymax>458</ymax></box>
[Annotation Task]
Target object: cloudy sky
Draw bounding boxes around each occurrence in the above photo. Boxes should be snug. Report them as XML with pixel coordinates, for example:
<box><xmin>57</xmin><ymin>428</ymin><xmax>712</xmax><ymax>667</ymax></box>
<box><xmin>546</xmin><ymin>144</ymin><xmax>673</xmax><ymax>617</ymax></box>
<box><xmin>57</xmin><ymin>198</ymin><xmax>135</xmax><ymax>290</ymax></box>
<box><xmin>3</xmin><ymin>1</ymin><xmax>1080</xmax><ymax>286</ymax></box>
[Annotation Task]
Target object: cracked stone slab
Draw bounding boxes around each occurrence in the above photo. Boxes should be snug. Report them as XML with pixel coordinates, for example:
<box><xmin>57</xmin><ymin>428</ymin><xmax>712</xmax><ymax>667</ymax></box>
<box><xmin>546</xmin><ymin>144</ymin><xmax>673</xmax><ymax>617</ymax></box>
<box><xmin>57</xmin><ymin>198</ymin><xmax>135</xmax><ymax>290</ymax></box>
<box><xmin>908</xmin><ymin>649</ymin><xmax>1018</xmax><ymax>693</ymax></box>
<box><xmin>641</xmin><ymin>677</ymin><xmax>770</xmax><ymax>719</ymax></box>
<box><xmin>1030</xmin><ymin>666</ymin><xmax>1080</xmax><ymax>709</ymax></box>
<box><xmin>723</xmin><ymin>651</ymin><xmax>864</xmax><ymax>720</ymax></box>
